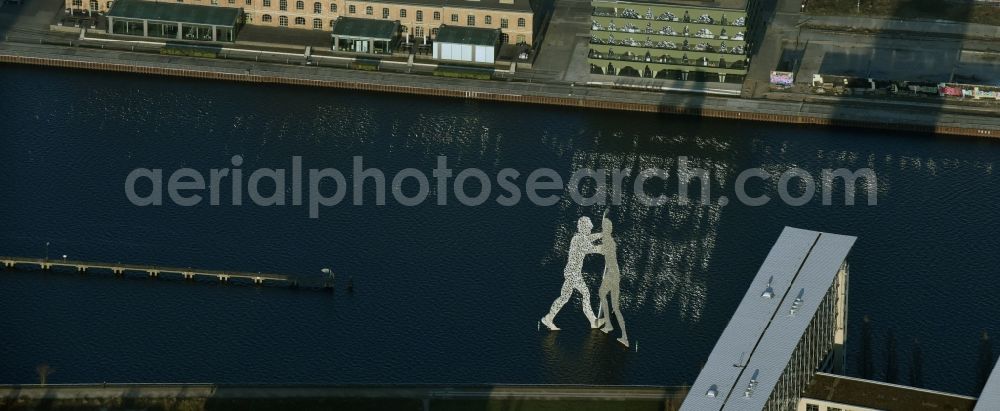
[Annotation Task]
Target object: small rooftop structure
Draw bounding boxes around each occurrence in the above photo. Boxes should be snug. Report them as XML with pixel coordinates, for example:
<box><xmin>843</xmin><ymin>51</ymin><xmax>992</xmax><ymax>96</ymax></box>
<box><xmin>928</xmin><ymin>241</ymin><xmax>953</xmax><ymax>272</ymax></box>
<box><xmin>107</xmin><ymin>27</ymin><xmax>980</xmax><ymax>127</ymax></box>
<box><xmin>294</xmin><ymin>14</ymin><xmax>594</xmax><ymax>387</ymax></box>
<box><xmin>433</xmin><ymin>25</ymin><xmax>501</xmax><ymax>63</ymax></box>
<box><xmin>330</xmin><ymin>17</ymin><xmax>400</xmax><ymax>53</ymax></box>
<box><xmin>107</xmin><ymin>0</ymin><xmax>241</xmax><ymax>27</ymax></box>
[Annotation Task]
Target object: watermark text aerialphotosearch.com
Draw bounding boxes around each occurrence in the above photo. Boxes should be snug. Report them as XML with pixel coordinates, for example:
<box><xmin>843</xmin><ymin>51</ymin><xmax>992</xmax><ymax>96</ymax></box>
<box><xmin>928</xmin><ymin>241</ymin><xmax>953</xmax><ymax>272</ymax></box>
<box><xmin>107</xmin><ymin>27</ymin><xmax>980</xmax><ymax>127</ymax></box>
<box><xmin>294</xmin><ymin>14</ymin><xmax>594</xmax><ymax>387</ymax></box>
<box><xmin>125</xmin><ymin>156</ymin><xmax>878</xmax><ymax>218</ymax></box>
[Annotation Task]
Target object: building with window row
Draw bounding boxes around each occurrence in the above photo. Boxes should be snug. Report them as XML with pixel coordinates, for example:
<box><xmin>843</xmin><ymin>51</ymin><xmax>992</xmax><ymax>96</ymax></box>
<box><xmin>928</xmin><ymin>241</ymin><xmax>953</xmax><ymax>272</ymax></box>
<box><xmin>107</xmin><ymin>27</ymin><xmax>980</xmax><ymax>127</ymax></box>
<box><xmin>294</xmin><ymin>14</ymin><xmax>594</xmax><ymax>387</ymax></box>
<box><xmin>68</xmin><ymin>0</ymin><xmax>535</xmax><ymax>45</ymax></box>
<box><xmin>588</xmin><ymin>0</ymin><xmax>762</xmax><ymax>82</ymax></box>
<box><xmin>682</xmin><ymin>226</ymin><xmax>1000</xmax><ymax>411</ymax></box>
<box><xmin>681</xmin><ymin>227</ymin><xmax>855</xmax><ymax>411</ymax></box>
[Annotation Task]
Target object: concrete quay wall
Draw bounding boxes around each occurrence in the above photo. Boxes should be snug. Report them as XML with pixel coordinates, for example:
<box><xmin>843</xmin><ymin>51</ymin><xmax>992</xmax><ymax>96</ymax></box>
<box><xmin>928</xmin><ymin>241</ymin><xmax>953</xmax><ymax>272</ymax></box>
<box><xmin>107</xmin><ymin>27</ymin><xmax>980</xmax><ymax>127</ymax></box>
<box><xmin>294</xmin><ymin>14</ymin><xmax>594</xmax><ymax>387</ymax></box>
<box><xmin>1</xmin><ymin>43</ymin><xmax>998</xmax><ymax>138</ymax></box>
<box><xmin>0</xmin><ymin>383</ymin><xmax>689</xmax><ymax>411</ymax></box>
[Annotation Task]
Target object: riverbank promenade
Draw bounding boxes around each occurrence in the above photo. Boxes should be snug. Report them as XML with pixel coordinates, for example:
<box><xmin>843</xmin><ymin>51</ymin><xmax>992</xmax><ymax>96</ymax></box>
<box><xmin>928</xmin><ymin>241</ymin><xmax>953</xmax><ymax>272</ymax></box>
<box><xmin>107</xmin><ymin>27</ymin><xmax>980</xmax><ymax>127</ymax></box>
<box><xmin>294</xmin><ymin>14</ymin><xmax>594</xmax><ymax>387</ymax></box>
<box><xmin>0</xmin><ymin>383</ymin><xmax>690</xmax><ymax>410</ymax></box>
<box><xmin>4</xmin><ymin>0</ymin><xmax>1000</xmax><ymax>137</ymax></box>
<box><xmin>2</xmin><ymin>41</ymin><xmax>999</xmax><ymax>138</ymax></box>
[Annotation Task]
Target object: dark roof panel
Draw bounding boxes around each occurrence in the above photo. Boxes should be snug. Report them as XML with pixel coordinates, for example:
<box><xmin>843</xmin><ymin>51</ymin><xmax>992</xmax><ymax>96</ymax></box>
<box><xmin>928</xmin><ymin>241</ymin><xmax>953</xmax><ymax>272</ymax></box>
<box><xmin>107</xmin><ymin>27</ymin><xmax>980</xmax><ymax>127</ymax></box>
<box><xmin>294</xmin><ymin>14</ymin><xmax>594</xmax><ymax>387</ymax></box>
<box><xmin>107</xmin><ymin>0</ymin><xmax>241</xmax><ymax>26</ymax></box>
<box><xmin>435</xmin><ymin>25</ymin><xmax>499</xmax><ymax>46</ymax></box>
<box><xmin>331</xmin><ymin>17</ymin><xmax>400</xmax><ymax>39</ymax></box>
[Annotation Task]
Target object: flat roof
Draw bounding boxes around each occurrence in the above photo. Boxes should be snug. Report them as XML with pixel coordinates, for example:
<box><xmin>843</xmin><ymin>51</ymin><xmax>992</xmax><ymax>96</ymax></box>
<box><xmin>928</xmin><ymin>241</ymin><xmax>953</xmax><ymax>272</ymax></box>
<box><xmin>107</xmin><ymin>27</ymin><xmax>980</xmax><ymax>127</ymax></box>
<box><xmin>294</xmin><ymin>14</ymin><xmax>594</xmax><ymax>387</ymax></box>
<box><xmin>723</xmin><ymin>232</ymin><xmax>856</xmax><ymax>410</ymax></box>
<box><xmin>681</xmin><ymin>227</ymin><xmax>822</xmax><ymax>411</ymax></box>
<box><xmin>107</xmin><ymin>0</ymin><xmax>241</xmax><ymax>27</ymax></box>
<box><xmin>331</xmin><ymin>17</ymin><xmax>399</xmax><ymax>39</ymax></box>
<box><xmin>435</xmin><ymin>25</ymin><xmax>499</xmax><ymax>46</ymax></box>
<box><xmin>591</xmin><ymin>0</ymin><xmax>749</xmax><ymax>12</ymax></box>
<box><xmin>347</xmin><ymin>0</ymin><xmax>533</xmax><ymax>13</ymax></box>
<box><xmin>976</xmin><ymin>356</ymin><xmax>1000</xmax><ymax>411</ymax></box>
<box><xmin>807</xmin><ymin>373</ymin><xmax>977</xmax><ymax>411</ymax></box>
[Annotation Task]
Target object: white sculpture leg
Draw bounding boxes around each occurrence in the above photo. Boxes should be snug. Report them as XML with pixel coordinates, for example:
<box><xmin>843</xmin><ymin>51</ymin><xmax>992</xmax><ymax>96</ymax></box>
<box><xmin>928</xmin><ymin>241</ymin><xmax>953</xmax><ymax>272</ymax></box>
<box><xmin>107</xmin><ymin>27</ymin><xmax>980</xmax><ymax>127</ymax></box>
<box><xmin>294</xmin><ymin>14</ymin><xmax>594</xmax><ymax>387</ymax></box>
<box><xmin>542</xmin><ymin>280</ymin><xmax>574</xmax><ymax>330</ymax></box>
<box><xmin>611</xmin><ymin>287</ymin><xmax>628</xmax><ymax>347</ymax></box>
<box><xmin>574</xmin><ymin>282</ymin><xmax>599</xmax><ymax>328</ymax></box>
<box><xmin>597</xmin><ymin>284</ymin><xmax>614</xmax><ymax>333</ymax></box>
<box><xmin>542</xmin><ymin>278</ymin><xmax>598</xmax><ymax>330</ymax></box>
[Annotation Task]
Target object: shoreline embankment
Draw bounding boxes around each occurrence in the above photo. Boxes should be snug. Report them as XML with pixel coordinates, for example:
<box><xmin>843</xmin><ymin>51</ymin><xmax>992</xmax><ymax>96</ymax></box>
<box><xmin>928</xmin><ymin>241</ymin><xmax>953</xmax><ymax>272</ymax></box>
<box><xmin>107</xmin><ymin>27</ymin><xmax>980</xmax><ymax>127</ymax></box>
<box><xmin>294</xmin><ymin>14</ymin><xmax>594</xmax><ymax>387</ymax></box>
<box><xmin>1</xmin><ymin>43</ymin><xmax>998</xmax><ymax>139</ymax></box>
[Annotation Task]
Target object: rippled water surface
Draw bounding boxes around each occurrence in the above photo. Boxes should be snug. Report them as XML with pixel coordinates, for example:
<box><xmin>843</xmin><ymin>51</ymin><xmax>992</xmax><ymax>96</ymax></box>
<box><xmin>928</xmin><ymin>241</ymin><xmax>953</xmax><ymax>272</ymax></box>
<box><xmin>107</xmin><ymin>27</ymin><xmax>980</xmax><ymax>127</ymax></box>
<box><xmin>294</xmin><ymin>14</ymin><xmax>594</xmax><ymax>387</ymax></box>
<box><xmin>0</xmin><ymin>66</ymin><xmax>998</xmax><ymax>395</ymax></box>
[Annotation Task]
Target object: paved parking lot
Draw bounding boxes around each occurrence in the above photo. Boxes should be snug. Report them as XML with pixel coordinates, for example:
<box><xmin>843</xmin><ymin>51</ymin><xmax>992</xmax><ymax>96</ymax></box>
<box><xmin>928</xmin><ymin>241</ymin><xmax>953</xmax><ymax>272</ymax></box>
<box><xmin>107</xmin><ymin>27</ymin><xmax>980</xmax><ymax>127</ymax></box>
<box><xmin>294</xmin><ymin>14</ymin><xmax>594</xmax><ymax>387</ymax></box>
<box><xmin>808</xmin><ymin>44</ymin><xmax>958</xmax><ymax>82</ymax></box>
<box><xmin>529</xmin><ymin>0</ymin><xmax>591</xmax><ymax>82</ymax></box>
<box><xmin>786</xmin><ymin>27</ymin><xmax>1000</xmax><ymax>85</ymax></box>
<box><xmin>955</xmin><ymin>50</ymin><xmax>1000</xmax><ymax>85</ymax></box>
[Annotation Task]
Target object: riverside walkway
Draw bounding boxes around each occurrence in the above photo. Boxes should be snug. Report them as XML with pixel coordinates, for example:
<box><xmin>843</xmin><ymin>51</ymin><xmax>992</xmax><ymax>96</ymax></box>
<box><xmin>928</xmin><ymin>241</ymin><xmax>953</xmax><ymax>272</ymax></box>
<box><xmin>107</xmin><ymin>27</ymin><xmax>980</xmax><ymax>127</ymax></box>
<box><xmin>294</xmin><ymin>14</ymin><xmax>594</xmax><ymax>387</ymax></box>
<box><xmin>0</xmin><ymin>256</ymin><xmax>299</xmax><ymax>286</ymax></box>
<box><xmin>2</xmin><ymin>41</ymin><xmax>1000</xmax><ymax>138</ymax></box>
<box><xmin>0</xmin><ymin>383</ymin><xmax>690</xmax><ymax>410</ymax></box>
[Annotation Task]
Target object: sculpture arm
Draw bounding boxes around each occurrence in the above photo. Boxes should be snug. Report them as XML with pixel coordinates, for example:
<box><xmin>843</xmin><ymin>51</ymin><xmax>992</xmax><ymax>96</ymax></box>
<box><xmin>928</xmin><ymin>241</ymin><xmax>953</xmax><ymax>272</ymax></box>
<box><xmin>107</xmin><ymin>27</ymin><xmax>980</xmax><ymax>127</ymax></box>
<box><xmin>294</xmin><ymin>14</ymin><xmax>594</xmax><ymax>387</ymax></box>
<box><xmin>581</xmin><ymin>233</ymin><xmax>604</xmax><ymax>254</ymax></box>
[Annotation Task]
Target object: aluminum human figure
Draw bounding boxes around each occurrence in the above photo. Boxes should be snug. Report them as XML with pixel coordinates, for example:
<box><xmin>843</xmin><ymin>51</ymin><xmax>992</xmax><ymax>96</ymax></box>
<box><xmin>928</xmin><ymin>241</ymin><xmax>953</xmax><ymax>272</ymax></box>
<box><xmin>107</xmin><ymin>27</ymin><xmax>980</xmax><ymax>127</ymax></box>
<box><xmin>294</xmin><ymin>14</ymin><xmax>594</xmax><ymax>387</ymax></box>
<box><xmin>596</xmin><ymin>213</ymin><xmax>629</xmax><ymax>347</ymax></box>
<box><xmin>541</xmin><ymin>217</ymin><xmax>602</xmax><ymax>330</ymax></box>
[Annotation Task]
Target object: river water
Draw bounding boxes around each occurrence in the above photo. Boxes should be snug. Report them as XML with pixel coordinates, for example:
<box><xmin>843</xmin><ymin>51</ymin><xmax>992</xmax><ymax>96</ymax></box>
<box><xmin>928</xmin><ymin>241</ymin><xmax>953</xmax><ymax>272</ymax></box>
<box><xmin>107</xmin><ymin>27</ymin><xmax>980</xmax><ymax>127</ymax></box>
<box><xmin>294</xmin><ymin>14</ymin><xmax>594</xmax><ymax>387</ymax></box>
<box><xmin>0</xmin><ymin>65</ymin><xmax>997</xmax><ymax>395</ymax></box>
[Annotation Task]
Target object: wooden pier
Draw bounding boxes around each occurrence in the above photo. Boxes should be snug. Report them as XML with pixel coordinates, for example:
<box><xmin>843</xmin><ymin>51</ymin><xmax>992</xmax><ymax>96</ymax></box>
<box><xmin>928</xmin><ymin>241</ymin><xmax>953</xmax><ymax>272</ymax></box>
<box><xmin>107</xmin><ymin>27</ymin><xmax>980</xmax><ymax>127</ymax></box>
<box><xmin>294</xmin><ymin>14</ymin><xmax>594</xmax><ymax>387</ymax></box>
<box><xmin>0</xmin><ymin>256</ymin><xmax>301</xmax><ymax>287</ymax></box>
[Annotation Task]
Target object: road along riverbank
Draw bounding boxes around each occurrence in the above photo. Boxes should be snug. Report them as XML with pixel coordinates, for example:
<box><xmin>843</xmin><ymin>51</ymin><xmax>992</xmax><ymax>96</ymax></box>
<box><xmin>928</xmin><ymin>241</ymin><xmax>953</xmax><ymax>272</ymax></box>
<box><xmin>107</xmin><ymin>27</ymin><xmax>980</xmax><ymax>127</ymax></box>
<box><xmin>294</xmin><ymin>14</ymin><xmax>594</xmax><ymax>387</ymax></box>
<box><xmin>1</xmin><ymin>42</ymin><xmax>998</xmax><ymax>138</ymax></box>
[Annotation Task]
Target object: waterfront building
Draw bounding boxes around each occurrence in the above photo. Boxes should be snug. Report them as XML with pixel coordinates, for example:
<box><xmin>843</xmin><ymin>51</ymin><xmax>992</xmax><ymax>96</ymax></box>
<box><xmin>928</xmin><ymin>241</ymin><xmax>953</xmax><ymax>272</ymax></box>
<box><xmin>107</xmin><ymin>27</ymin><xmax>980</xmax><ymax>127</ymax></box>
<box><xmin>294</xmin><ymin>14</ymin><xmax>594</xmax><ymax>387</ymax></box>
<box><xmin>70</xmin><ymin>0</ymin><xmax>535</xmax><ymax>46</ymax></box>
<box><xmin>345</xmin><ymin>0</ymin><xmax>535</xmax><ymax>45</ymax></box>
<box><xmin>331</xmin><ymin>16</ymin><xmax>399</xmax><ymax>52</ymax></box>
<box><xmin>432</xmin><ymin>25</ymin><xmax>500</xmax><ymax>64</ymax></box>
<box><xmin>105</xmin><ymin>0</ymin><xmax>242</xmax><ymax>42</ymax></box>
<box><xmin>681</xmin><ymin>227</ymin><xmax>855</xmax><ymax>411</ymax></box>
<box><xmin>588</xmin><ymin>0</ymin><xmax>762</xmax><ymax>82</ymax></box>
<box><xmin>796</xmin><ymin>373</ymin><xmax>978</xmax><ymax>411</ymax></box>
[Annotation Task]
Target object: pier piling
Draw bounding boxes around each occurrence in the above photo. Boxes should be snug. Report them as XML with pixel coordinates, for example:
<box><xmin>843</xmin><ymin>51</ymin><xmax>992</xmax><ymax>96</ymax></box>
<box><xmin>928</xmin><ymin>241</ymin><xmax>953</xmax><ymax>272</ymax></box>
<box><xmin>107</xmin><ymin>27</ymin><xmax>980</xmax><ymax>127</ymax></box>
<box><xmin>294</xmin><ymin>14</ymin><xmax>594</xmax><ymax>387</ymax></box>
<box><xmin>0</xmin><ymin>256</ymin><xmax>326</xmax><ymax>291</ymax></box>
